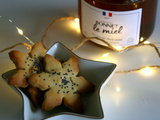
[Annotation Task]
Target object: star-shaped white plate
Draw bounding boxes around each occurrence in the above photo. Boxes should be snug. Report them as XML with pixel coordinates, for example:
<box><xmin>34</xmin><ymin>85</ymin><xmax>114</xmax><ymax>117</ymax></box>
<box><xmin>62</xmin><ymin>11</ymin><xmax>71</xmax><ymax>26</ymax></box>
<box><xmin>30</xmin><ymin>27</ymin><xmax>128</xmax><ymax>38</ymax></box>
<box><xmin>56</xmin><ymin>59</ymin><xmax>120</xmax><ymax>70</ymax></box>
<box><xmin>2</xmin><ymin>42</ymin><xmax>116</xmax><ymax>120</ymax></box>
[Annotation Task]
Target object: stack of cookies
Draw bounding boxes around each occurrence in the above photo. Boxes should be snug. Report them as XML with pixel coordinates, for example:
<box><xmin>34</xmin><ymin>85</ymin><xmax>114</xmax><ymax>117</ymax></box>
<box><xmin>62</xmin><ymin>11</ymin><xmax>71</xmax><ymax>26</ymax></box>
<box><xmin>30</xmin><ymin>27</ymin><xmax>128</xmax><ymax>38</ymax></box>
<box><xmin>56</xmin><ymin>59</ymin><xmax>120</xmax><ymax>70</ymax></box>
<box><xmin>8</xmin><ymin>41</ymin><xmax>95</xmax><ymax>113</ymax></box>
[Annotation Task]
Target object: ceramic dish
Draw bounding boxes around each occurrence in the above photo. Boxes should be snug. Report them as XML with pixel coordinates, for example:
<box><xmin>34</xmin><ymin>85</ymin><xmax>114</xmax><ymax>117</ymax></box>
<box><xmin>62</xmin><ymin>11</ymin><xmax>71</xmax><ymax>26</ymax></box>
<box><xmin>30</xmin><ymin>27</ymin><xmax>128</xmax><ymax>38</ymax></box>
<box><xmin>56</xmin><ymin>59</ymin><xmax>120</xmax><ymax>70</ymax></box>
<box><xmin>2</xmin><ymin>42</ymin><xmax>116</xmax><ymax>120</ymax></box>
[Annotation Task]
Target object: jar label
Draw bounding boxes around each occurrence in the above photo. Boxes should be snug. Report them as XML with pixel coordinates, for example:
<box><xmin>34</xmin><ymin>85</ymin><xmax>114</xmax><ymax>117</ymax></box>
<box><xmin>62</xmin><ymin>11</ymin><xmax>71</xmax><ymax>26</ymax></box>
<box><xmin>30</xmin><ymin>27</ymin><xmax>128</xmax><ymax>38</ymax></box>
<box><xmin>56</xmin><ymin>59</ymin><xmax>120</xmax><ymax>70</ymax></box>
<box><xmin>81</xmin><ymin>0</ymin><xmax>142</xmax><ymax>47</ymax></box>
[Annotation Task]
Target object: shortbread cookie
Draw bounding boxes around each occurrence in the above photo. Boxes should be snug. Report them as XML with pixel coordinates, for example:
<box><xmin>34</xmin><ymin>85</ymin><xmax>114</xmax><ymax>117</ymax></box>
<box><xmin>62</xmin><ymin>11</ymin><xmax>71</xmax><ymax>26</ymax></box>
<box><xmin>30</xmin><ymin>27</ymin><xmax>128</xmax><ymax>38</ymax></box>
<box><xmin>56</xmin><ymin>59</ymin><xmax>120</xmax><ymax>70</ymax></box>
<box><xmin>8</xmin><ymin>41</ymin><xmax>46</xmax><ymax>88</ymax></box>
<box><xmin>29</xmin><ymin>55</ymin><xmax>95</xmax><ymax>113</ymax></box>
<box><xmin>28</xmin><ymin>86</ymin><xmax>44</xmax><ymax>107</ymax></box>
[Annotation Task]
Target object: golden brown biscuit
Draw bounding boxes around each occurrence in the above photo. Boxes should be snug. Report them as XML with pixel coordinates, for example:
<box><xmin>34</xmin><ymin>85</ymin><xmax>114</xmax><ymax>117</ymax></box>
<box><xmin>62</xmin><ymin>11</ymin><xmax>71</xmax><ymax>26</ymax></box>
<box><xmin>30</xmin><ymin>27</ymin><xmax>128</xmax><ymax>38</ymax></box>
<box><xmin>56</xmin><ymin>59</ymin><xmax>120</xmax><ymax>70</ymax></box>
<box><xmin>29</xmin><ymin>54</ymin><xmax>95</xmax><ymax>113</ymax></box>
<box><xmin>28</xmin><ymin>86</ymin><xmax>44</xmax><ymax>107</ymax></box>
<box><xmin>8</xmin><ymin>41</ymin><xmax>46</xmax><ymax>88</ymax></box>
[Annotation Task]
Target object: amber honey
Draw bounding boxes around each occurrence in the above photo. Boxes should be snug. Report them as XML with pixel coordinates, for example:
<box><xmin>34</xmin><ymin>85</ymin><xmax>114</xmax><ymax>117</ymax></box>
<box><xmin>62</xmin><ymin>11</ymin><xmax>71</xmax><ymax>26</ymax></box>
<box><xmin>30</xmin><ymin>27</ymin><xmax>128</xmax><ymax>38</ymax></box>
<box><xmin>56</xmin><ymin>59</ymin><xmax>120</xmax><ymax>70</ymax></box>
<box><xmin>79</xmin><ymin>0</ymin><xmax>158</xmax><ymax>47</ymax></box>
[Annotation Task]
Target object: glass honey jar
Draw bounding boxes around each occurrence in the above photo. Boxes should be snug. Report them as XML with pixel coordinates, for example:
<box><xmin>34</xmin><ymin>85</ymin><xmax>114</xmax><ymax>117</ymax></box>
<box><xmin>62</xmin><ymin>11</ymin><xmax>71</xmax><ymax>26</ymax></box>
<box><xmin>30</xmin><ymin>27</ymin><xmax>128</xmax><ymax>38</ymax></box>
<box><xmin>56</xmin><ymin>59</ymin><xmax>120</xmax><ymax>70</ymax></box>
<box><xmin>78</xmin><ymin>0</ymin><xmax>158</xmax><ymax>47</ymax></box>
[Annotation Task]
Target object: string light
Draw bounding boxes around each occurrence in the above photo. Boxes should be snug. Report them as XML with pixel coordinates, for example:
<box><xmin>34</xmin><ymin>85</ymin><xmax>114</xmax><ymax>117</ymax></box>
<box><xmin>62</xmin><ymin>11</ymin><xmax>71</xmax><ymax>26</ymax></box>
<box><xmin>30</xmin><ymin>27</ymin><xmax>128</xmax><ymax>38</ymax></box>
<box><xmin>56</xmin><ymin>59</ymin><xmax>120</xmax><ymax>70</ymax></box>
<box><xmin>16</xmin><ymin>27</ymin><xmax>34</xmax><ymax>45</ymax></box>
<box><xmin>140</xmin><ymin>37</ymin><xmax>144</xmax><ymax>42</ymax></box>
<box><xmin>1</xmin><ymin>16</ymin><xmax>160</xmax><ymax>77</ymax></box>
<box><xmin>0</xmin><ymin>16</ymin><xmax>34</xmax><ymax>45</ymax></box>
<box><xmin>16</xmin><ymin>27</ymin><xmax>23</xmax><ymax>35</ymax></box>
<box><xmin>0</xmin><ymin>43</ymin><xmax>32</xmax><ymax>53</ymax></box>
<box><xmin>114</xmin><ymin>46</ymin><xmax>123</xmax><ymax>51</ymax></box>
<box><xmin>95</xmin><ymin>53</ymin><xmax>117</xmax><ymax>63</ymax></box>
<box><xmin>142</xmin><ymin>67</ymin><xmax>153</xmax><ymax>75</ymax></box>
<box><xmin>74</xmin><ymin>18</ymin><xmax>80</xmax><ymax>33</ymax></box>
<box><xmin>143</xmin><ymin>41</ymin><xmax>150</xmax><ymax>44</ymax></box>
<box><xmin>116</xmin><ymin>87</ymin><xmax>120</xmax><ymax>92</ymax></box>
<box><xmin>93</xmin><ymin>1</ymin><xmax>96</xmax><ymax>5</ymax></box>
<box><xmin>103</xmin><ymin>53</ymin><xmax>109</xmax><ymax>58</ymax></box>
<box><xmin>40</xmin><ymin>16</ymin><xmax>160</xmax><ymax>77</ymax></box>
<box><xmin>74</xmin><ymin>18</ymin><xmax>79</xmax><ymax>24</ymax></box>
<box><xmin>106</xmin><ymin>85</ymin><xmax>121</xmax><ymax>93</ymax></box>
<box><xmin>16</xmin><ymin>26</ymin><xmax>34</xmax><ymax>45</ymax></box>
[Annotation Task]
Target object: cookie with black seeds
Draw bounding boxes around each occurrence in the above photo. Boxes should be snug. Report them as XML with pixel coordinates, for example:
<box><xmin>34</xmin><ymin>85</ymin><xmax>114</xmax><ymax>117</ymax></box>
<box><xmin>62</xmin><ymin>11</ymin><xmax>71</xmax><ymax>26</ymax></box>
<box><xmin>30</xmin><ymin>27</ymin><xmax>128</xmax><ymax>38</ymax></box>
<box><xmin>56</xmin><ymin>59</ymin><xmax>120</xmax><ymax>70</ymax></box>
<box><xmin>28</xmin><ymin>54</ymin><xmax>95</xmax><ymax>113</ymax></box>
<box><xmin>8</xmin><ymin>41</ymin><xmax>46</xmax><ymax>88</ymax></box>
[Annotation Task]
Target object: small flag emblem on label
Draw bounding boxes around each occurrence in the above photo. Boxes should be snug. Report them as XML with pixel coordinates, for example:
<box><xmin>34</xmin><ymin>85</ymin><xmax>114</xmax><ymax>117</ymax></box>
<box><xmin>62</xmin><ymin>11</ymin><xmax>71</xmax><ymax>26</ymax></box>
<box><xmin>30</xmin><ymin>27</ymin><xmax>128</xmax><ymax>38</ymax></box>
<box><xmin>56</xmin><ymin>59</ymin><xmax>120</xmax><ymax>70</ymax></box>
<box><xmin>109</xmin><ymin>12</ymin><xmax>112</xmax><ymax>17</ymax></box>
<box><xmin>102</xmin><ymin>11</ymin><xmax>106</xmax><ymax>16</ymax></box>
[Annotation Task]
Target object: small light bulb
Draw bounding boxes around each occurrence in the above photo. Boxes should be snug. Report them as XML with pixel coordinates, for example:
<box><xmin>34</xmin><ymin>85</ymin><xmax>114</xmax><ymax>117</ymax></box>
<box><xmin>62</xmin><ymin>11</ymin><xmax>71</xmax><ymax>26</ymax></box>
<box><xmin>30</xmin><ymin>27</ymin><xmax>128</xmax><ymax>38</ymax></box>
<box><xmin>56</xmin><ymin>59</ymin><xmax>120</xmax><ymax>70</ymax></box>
<box><xmin>73</xmin><ymin>18</ymin><xmax>80</xmax><ymax>33</ymax></box>
<box><xmin>74</xmin><ymin>18</ymin><xmax>79</xmax><ymax>24</ymax></box>
<box><xmin>17</xmin><ymin>28</ymin><xmax>23</xmax><ymax>35</ymax></box>
<box><xmin>93</xmin><ymin>1</ymin><xmax>96</xmax><ymax>5</ymax></box>
<box><xmin>116</xmin><ymin>88</ymin><xmax>120</xmax><ymax>92</ymax></box>
<box><xmin>142</xmin><ymin>67</ymin><xmax>152</xmax><ymax>75</ymax></box>
<box><xmin>143</xmin><ymin>41</ymin><xmax>150</xmax><ymax>44</ymax></box>
<box><xmin>115</xmin><ymin>46</ymin><xmax>123</xmax><ymax>51</ymax></box>
<box><xmin>140</xmin><ymin>37</ymin><xmax>144</xmax><ymax>42</ymax></box>
<box><xmin>103</xmin><ymin>53</ymin><xmax>109</xmax><ymax>58</ymax></box>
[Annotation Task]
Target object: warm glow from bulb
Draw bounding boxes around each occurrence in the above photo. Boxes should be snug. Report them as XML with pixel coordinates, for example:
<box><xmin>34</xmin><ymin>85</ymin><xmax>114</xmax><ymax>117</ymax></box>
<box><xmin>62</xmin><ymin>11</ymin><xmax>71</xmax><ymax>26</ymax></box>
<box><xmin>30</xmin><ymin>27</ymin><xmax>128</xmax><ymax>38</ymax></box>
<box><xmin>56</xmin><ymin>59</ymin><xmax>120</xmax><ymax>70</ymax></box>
<box><xmin>103</xmin><ymin>53</ymin><xmax>109</xmax><ymax>58</ymax></box>
<box><xmin>17</xmin><ymin>28</ymin><xmax>23</xmax><ymax>35</ymax></box>
<box><xmin>140</xmin><ymin>37</ymin><xmax>144</xmax><ymax>42</ymax></box>
<box><xmin>93</xmin><ymin>1</ymin><xmax>96</xmax><ymax>5</ymax></box>
<box><xmin>116</xmin><ymin>88</ymin><xmax>120</xmax><ymax>92</ymax></box>
<box><xmin>143</xmin><ymin>41</ymin><xmax>150</xmax><ymax>44</ymax></box>
<box><xmin>95</xmin><ymin>53</ymin><xmax>116</xmax><ymax>63</ymax></box>
<box><xmin>114</xmin><ymin>46</ymin><xmax>123</xmax><ymax>51</ymax></box>
<box><xmin>142</xmin><ymin>67</ymin><xmax>152</xmax><ymax>75</ymax></box>
<box><xmin>71</xmin><ymin>18</ymin><xmax>80</xmax><ymax>33</ymax></box>
<box><xmin>75</xmin><ymin>18</ymin><xmax>79</xmax><ymax>23</ymax></box>
<box><xmin>75</xmin><ymin>18</ymin><xmax>80</xmax><ymax>28</ymax></box>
